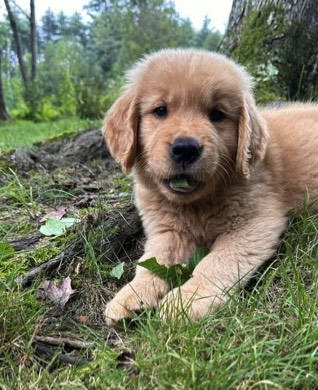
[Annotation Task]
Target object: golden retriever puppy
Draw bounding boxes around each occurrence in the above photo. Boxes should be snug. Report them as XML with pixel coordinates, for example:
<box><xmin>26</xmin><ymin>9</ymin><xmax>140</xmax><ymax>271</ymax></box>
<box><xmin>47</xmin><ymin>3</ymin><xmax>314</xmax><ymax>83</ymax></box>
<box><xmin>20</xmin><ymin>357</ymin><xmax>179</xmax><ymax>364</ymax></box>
<box><xmin>103</xmin><ymin>48</ymin><xmax>318</xmax><ymax>327</ymax></box>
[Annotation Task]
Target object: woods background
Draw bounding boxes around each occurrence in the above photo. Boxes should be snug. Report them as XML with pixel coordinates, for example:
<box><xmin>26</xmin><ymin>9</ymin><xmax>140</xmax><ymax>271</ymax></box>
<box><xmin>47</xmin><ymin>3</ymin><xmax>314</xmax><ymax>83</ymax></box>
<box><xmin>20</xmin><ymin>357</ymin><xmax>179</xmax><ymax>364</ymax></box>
<box><xmin>1</xmin><ymin>0</ymin><xmax>318</xmax><ymax>125</ymax></box>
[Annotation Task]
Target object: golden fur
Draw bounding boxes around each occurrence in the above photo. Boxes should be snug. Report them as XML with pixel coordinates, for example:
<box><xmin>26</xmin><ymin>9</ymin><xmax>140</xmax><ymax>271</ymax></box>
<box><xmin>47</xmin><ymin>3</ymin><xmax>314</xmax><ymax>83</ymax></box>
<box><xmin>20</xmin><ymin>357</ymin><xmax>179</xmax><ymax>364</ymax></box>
<box><xmin>103</xmin><ymin>49</ymin><xmax>318</xmax><ymax>326</ymax></box>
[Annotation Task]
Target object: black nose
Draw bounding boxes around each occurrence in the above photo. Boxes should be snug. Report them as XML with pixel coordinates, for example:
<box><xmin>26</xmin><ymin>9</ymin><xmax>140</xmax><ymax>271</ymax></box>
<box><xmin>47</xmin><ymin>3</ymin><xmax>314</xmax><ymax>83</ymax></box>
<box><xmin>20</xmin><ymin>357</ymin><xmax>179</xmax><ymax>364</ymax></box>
<box><xmin>170</xmin><ymin>137</ymin><xmax>201</xmax><ymax>165</ymax></box>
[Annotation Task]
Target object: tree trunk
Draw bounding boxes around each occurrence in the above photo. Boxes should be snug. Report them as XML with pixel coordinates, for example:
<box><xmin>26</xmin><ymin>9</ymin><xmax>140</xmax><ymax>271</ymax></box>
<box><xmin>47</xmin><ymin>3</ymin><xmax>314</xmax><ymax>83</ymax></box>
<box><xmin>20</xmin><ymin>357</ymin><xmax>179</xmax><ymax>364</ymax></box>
<box><xmin>30</xmin><ymin>0</ymin><xmax>37</xmax><ymax>81</ymax></box>
<box><xmin>221</xmin><ymin>0</ymin><xmax>318</xmax><ymax>101</ymax></box>
<box><xmin>4</xmin><ymin>0</ymin><xmax>31</xmax><ymax>90</ymax></box>
<box><xmin>222</xmin><ymin>0</ymin><xmax>318</xmax><ymax>54</ymax></box>
<box><xmin>4</xmin><ymin>0</ymin><xmax>39</xmax><ymax>115</ymax></box>
<box><xmin>0</xmin><ymin>51</ymin><xmax>12</xmax><ymax>121</ymax></box>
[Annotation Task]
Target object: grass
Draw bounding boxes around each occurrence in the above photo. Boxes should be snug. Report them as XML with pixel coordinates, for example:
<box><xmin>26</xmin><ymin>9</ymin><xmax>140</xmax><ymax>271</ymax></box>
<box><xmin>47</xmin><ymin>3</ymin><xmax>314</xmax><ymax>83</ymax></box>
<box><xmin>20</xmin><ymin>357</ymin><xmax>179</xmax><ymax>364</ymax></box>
<box><xmin>1</xmin><ymin>123</ymin><xmax>318</xmax><ymax>388</ymax></box>
<box><xmin>1</xmin><ymin>193</ymin><xmax>318</xmax><ymax>389</ymax></box>
<box><xmin>1</xmin><ymin>217</ymin><xmax>318</xmax><ymax>389</ymax></box>
<box><xmin>0</xmin><ymin>117</ymin><xmax>101</xmax><ymax>152</ymax></box>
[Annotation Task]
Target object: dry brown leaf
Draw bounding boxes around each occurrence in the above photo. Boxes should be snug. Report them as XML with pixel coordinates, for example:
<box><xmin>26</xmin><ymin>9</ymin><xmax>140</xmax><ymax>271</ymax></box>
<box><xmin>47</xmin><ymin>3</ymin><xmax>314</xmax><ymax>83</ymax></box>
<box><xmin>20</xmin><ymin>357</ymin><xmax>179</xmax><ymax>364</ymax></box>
<box><xmin>40</xmin><ymin>207</ymin><xmax>67</xmax><ymax>222</ymax></box>
<box><xmin>38</xmin><ymin>276</ymin><xmax>76</xmax><ymax>306</ymax></box>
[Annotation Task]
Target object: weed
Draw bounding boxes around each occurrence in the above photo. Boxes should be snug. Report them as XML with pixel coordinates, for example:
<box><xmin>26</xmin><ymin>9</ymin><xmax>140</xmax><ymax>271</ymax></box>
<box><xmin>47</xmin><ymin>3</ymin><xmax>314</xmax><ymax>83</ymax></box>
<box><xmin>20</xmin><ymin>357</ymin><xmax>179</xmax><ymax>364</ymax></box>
<box><xmin>138</xmin><ymin>247</ymin><xmax>209</xmax><ymax>287</ymax></box>
<box><xmin>0</xmin><ymin>168</ymin><xmax>38</xmax><ymax>218</ymax></box>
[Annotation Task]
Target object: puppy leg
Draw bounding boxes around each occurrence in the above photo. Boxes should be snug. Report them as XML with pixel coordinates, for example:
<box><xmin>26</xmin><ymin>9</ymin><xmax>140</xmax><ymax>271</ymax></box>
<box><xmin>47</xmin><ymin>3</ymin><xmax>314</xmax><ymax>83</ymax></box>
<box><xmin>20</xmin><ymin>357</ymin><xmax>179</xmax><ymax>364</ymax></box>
<box><xmin>105</xmin><ymin>233</ymin><xmax>195</xmax><ymax>326</ymax></box>
<box><xmin>160</xmin><ymin>209</ymin><xmax>287</xmax><ymax>322</ymax></box>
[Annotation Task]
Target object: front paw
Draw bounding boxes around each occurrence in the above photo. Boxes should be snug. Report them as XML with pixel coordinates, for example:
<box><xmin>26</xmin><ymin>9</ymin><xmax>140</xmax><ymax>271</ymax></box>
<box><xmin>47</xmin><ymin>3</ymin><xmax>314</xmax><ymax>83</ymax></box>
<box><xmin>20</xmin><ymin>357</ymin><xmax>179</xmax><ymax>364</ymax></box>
<box><xmin>105</xmin><ymin>277</ymin><xmax>170</xmax><ymax>327</ymax></box>
<box><xmin>159</xmin><ymin>282</ymin><xmax>221</xmax><ymax>323</ymax></box>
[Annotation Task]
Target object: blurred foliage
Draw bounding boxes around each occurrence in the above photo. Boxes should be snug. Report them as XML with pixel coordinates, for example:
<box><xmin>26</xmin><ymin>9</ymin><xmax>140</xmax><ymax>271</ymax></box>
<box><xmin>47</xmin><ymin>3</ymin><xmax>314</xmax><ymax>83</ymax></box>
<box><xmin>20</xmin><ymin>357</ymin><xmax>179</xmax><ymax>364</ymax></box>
<box><xmin>3</xmin><ymin>0</ymin><xmax>318</xmax><ymax>120</ymax></box>
<box><xmin>1</xmin><ymin>0</ymin><xmax>222</xmax><ymax>121</ymax></box>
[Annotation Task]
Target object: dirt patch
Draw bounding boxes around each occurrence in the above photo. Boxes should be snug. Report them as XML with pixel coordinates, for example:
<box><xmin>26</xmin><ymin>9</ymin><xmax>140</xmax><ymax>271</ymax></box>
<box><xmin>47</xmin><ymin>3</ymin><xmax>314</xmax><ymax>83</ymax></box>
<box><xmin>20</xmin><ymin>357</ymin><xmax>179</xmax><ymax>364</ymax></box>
<box><xmin>10</xmin><ymin>128</ymin><xmax>112</xmax><ymax>170</ymax></box>
<box><xmin>7</xmin><ymin>129</ymin><xmax>126</xmax><ymax>211</ymax></box>
<box><xmin>1</xmin><ymin>128</ymin><xmax>143</xmax><ymax>332</ymax></box>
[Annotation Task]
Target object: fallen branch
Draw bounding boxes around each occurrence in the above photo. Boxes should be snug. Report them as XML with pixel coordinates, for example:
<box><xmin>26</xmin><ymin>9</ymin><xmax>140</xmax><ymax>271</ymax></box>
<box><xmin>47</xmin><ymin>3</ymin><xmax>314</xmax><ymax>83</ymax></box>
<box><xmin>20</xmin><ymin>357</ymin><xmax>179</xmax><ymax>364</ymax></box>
<box><xmin>15</xmin><ymin>203</ymin><xmax>142</xmax><ymax>288</ymax></box>
<box><xmin>8</xmin><ymin>235</ymin><xmax>41</xmax><ymax>250</ymax></box>
<box><xmin>33</xmin><ymin>335</ymin><xmax>92</xmax><ymax>349</ymax></box>
<box><xmin>15</xmin><ymin>242</ymin><xmax>78</xmax><ymax>287</ymax></box>
<box><xmin>33</xmin><ymin>343</ymin><xmax>89</xmax><ymax>366</ymax></box>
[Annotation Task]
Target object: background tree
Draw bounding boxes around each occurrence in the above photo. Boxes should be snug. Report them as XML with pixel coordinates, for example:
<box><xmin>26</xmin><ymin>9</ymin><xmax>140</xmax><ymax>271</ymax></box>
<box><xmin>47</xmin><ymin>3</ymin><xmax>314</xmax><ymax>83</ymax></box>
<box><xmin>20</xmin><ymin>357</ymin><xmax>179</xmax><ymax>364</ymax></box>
<box><xmin>0</xmin><ymin>0</ymin><xmax>222</xmax><ymax>121</ymax></box>
<box><xmin>195</xmin><ymin>16</ymin><xmax>221</xmax><ymax>51</ymax></box>
<box><xmin>221</xmin><ymin>0</ymin><xmax>318</xmax><ymax>102</ymax></box>
<box><xmin>40</xmin><ymin>9</ymin><xmax>59</xmax><ymax>43</ymax></box>
<box><xmin>4</xmin><ymin>0</ymin><xmax>39</xmax><ymax>117</ymax></box>
<box><xmin>0</xmin><ymin>23</ymin><xmax>11</xmax><ymax>120</ymax></box>
<box><xmin>30</xmin><ymin>0</ymin><xmax>37</xmax><ymax>81</ymax></box>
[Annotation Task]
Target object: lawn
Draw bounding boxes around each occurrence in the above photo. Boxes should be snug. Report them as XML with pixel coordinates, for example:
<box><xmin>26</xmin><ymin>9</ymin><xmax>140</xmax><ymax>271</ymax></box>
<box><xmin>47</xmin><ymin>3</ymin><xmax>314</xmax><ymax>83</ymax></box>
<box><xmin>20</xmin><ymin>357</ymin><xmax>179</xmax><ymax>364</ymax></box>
<box><xmin>0</xmin><ymin>118</ymin><xmax>100</xmax><ymax>152</ymax></box>
<box><xmin>0</xmin><ymin>120</ymin><xmax>318</xmax><ymax>389</ymax></box>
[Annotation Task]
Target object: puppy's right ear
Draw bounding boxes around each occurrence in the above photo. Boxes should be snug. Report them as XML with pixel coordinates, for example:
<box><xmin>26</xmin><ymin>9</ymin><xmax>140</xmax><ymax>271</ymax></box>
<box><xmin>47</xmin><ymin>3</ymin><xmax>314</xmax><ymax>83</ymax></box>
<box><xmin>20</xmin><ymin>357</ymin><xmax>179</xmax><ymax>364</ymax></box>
<box><xmin>236</xmin><ymin>97</ymin><xmax>268</xmax><ymax>179</ymax></box>
<box><xmin>103</xmin><ymin>92</ymin><xmax>139</xmax><ymax>172</ymax></box>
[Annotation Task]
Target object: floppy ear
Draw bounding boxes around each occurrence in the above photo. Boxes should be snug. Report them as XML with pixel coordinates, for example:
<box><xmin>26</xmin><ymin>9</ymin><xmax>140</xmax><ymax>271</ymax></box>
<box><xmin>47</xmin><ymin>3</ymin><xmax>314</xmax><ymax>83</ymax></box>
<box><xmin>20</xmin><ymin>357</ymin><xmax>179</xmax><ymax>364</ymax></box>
<box><xmin>103</xmin><ymin>92</ymin><xmax>139</xmax><ymax>172</ymax></box>
<box><xmin>236</xmin><ymin>98</ymin><xmax>268</xmax><ymax>179</ymax></box>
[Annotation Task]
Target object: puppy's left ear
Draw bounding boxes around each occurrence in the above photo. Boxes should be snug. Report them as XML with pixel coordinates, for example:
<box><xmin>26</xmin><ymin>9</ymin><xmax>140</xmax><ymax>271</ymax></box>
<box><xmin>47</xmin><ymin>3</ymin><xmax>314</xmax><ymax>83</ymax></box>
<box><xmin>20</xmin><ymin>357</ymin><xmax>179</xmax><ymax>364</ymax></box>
<box><xmin>236</xmin><ymin>97</ymin><xmax>268</xmax><ymax>179</ymax></box>
<box><xmin>103</xmin><ymin>92</ymin><xmax>139</xmax><ymax>172</ymax></box>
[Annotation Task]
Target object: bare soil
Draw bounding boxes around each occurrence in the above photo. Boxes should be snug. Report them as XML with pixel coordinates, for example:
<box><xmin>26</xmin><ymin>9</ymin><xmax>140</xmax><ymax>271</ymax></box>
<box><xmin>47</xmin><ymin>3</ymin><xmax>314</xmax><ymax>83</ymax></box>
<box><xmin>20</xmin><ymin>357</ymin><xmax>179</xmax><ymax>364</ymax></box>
<box><xmin>1</xmin><ymin>128</ymin><xmax>143</xmax><ymax>346</ymax></box>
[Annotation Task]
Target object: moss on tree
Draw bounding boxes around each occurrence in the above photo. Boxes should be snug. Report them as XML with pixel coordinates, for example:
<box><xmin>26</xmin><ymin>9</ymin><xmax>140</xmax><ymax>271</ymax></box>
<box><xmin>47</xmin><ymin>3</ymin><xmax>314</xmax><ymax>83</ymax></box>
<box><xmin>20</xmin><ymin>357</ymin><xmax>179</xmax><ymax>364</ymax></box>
<box><xmin>232</xmin><ymin>3</ymin><xmax>318</xmax><ymax>103</ymax></box>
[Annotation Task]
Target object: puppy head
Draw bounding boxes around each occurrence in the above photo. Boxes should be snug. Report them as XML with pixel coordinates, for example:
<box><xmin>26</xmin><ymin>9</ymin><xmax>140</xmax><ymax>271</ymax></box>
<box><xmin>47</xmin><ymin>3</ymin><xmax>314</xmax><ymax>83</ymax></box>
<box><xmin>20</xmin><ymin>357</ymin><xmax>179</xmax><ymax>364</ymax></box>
<box><xmin>103</xmin><ymin>49</ymin><xmax>268</xmax><ymax>202</ymax></box>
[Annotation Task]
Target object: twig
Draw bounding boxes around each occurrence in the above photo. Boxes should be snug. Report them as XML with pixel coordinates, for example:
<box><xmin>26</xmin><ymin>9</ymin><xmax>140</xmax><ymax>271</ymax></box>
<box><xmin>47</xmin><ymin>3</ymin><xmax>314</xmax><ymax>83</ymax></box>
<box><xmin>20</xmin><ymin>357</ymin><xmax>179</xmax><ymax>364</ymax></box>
<box><xmin>15</xmin><ymin>242</ymin><xmax>77</xmax><ymax>287</ymax></box>
<box><xmin>8</xmin><ymin>235</ymin><xmax>41</xmax><ymax>249</ymax></box>
<box><xmin>33</xmin><ymin>343</ymin><xmax>89</xmax><ymax>366</ymax></box>
<box><xmin>33</xmin><ymin>335</ymin><xmax>92</xmax><ymax>349</ymax></box>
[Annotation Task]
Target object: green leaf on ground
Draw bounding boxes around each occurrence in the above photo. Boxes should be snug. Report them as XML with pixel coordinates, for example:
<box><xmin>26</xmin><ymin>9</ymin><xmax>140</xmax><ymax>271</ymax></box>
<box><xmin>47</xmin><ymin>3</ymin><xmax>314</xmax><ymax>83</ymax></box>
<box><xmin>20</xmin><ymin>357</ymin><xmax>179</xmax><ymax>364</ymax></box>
<box><xmin>110</xmin><ymin>262</ymin><xmax>125</xmax><ymax>279</ymax></box>
<box><xmin>138</xmin><ymin>248</ymin><xmax>209</xmax><ymax>287</ymax></box>
<box><xmin>40</xmin><ymin>217</ymin><xmax>79</xmax><ymax>237</ymax></box>
<box><xmin>138</xmin><ymin>258</ymin><xmax>190</xmax><ymax>287</ymax></box>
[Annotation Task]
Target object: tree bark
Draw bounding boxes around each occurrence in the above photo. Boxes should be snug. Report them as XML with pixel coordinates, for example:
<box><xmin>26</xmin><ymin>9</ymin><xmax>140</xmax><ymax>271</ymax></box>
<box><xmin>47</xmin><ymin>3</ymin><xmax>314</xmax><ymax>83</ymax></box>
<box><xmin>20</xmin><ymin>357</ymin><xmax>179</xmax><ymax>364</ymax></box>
<box><xmin>222</xmin><ymin>0</ymin><xmax>318</xmax><ymax>55</ymax></box>
<box><xmin>0</xmin><ymin>51</ymin><xmax>12</xmax><ymax>121</ymax></box>
<box><xmin>4</xmin><ymin>0</ymin><xmax>31</xmax><ymax>90</ymax></box>
<box><xmin>30</xmin><ymin>0</ymin><xmax>37</xmax><ymax>81</ymax></box>
<box><xmin>221</xmin><ymin>0</ymin><xmax>318</xmax><ymax>100</ymax></box>
<box><xmin>4</xmin><ymin>0</ymin><xmax>39</xmax><ymax>114</ymax></box>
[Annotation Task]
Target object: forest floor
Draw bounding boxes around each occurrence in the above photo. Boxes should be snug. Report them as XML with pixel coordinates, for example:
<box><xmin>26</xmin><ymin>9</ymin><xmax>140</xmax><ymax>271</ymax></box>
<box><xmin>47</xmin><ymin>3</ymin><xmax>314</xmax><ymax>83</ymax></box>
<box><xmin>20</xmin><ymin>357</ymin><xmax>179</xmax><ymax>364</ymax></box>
<box><xmin>1</xmin><ymin>124</ymin><xmax>318</xmax><ymax>389</ymax></box>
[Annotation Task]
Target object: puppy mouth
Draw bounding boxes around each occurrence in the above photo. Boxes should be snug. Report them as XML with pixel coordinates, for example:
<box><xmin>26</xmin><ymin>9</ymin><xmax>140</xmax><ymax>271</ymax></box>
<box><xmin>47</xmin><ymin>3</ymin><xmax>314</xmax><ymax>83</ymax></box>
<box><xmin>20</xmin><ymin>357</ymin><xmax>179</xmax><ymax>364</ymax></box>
<box><xmin>164</xmin><ymin>174</ymin><xmax>201</xmax><ymax>194</ymax></box>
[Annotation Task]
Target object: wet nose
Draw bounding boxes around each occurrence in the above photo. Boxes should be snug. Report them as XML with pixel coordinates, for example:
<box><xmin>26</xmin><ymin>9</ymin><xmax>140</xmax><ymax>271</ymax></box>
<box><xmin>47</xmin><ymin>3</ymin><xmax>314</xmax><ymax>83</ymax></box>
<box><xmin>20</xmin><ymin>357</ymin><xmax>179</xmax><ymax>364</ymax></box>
<box><xmin>170</xmin><ymin>137</ymin><xmax>201</xmax><ymax>165</ymax></box>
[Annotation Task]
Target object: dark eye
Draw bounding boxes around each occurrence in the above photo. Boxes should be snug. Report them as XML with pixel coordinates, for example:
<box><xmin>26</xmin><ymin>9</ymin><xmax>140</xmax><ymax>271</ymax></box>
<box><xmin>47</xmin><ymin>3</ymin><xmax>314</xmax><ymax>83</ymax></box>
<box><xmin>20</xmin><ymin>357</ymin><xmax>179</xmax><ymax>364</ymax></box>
<box><xmin>209</xmin><ymin>109</ymin><xmax>225</xmax><ymax>122</ymax></box>
<box><xmin>153</xmin><ymin>106</ymin><xmax>168</xmax><ymax>118</ymax></box>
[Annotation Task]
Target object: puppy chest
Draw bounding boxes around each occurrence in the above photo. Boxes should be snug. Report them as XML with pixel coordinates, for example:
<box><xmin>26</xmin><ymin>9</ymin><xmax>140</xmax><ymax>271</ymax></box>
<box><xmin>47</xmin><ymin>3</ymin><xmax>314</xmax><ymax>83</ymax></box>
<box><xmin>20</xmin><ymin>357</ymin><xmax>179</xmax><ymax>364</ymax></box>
<box><xmin>182</xmin><ymin>201</ymin><xmax>252</xmax><ymax>248</ymax></box>
<box><xmin>175</xmin><ymin>208</ymin><xmax>227</xmax><ymax>248</ymax></box>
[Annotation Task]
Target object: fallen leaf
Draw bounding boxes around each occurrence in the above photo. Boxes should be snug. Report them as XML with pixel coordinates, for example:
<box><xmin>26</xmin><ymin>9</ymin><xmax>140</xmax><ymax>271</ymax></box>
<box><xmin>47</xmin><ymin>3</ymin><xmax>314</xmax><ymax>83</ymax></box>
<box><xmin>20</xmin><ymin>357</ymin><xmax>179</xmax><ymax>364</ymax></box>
<box><xmin>40</xmin><ymin>217</ymin><xmax>80</xmax><ymax>237</ymax></box>
<box><xmin>138</xmin><ymin>257</ymin><xmax>191</xmax><ymax>287</ymax></box>
<box><xmin>40</xmin><ymin>207</ymin><xmax>67</xmax><ymax>222</ymax></box>
<box><xmin>110</xmin><ymin>262</ymin><xmax>125</xmax><ymax>279</ymax></box>
<box><xmin>38</xmin><ymin>276</ymin><xmax>76</xmax><ymax>306</ymax></box>
<box><xmin>138</xmin><ymin>248</ymin><xmax>209</xmax><ymax>288</ymax></box>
